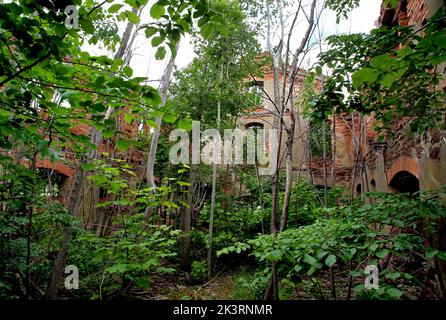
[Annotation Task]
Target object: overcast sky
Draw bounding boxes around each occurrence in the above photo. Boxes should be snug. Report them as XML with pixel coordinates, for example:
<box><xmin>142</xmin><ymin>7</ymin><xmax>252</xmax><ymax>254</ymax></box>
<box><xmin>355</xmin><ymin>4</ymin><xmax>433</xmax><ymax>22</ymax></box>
<box><xmin>86</xmin><ymin>0</ymin><xmax>382</xmax><ymax>86</ymax></box>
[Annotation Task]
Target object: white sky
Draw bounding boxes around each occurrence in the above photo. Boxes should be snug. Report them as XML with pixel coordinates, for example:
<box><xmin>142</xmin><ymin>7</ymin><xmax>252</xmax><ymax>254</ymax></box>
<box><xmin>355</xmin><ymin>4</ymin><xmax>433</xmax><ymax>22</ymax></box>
<box><xmin>85</xmin><ymin>0</ymin><xmax>382</xmax><ymax>86</ymax></box>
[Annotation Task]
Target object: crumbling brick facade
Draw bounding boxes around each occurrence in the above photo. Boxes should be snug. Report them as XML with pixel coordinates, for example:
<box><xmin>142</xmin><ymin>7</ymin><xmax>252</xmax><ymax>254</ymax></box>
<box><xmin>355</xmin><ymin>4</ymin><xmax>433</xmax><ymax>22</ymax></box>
<box><xmin>334</xmin><ymin>0</ymin><xmax>446</xmax><ymax>196</ymax></box>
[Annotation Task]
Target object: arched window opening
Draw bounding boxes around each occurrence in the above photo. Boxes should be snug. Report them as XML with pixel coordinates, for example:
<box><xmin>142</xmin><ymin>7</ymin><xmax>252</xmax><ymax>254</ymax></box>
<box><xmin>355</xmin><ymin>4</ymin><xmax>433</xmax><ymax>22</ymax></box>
<box><xmin>356</xmin><ymin>184</ymin><xmax>362</xmax><ymax>197</ymax></box>
<box><xmin>37</xmin><ymin>168</ymin><xmax>68</xmax><ymax>198</ymax></box>
<box><xmin>389</xmin><ymin>171</ymin><xmax>420</xmax><ymax>194</ymax></box>
<box><xmin>245</xmin><ymin>122</ymin><xmax>264</xmax><ymax>130</ymax></box>
<box><xmin>370</xmin><ymin>179</ymin><xmax>376</xmax><ymax>191</ymax></box>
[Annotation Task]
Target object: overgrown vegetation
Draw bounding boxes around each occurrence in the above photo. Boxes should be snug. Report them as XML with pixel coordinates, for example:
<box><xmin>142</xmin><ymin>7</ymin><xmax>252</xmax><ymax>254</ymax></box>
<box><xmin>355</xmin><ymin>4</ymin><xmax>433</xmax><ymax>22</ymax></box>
<box><xmin>0</xmin><ymin>0</ymin><xmax>445</xmax><ymax>301</ymax></box>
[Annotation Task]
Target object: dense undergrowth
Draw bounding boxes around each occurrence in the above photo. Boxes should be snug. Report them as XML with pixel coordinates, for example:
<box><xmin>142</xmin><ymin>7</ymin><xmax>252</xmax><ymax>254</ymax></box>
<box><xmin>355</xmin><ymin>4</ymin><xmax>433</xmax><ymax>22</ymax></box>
<box><xmin>1</xmin><ymin>158</ymin><xmax>445</xmax><ymax>300</ymax></box>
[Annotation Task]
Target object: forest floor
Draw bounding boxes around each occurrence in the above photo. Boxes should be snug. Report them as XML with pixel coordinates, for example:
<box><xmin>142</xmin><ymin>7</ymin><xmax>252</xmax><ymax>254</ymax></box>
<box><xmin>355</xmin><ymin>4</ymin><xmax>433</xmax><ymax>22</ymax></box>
<box><xmin>141</xmin><ymin>265</ymin><xmax>361</xmax><ymax>300</ymax></box>
<box><xmin>139</xmin><ymin>263</ymin><xmax>437</xmax><ymax>300</ymax></box>
<box><xmin>145</xmin><ymin>269</ymin><xmax>237</xmax><ymax>300</ymax></box>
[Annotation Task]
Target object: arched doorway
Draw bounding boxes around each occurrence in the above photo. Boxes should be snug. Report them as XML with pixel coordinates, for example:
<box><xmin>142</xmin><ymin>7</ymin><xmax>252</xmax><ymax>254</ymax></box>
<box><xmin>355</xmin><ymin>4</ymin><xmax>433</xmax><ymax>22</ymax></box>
<box><xmin>370</xmin><ymin>179</ymin><xmax>376</xmax><ymax>192</ymax></box>
<box><xmin>33</xmin><ymin>160</ymin><xmax>74</xmax><ymax>203</ymax></box>
<box><xmin>388</xmin><ymin>170</ymin><xmax>420</xmax><ymax>194</ymax></box>
<box><xmin>356</xmin><ymin>183</ymin><xmax>362</xmax><ymax>197</ymax></box>
<box><xmin>245</xmin><ymin>122</ymin><xmax>264</xmax><ymax>130</ymax></box>
<box><xmin>36</xmin><ymin>167</ymin><xmax>71</xmax><ymax>201</ymax></box>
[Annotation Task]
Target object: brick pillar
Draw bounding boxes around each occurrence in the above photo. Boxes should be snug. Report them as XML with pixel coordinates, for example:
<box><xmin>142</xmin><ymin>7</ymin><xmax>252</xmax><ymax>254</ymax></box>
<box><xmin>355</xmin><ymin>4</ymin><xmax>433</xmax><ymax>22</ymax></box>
<box><xmin>373</xmin><ymin>142</ymin><xmax>389</xmax><ymax>192</ymax></box>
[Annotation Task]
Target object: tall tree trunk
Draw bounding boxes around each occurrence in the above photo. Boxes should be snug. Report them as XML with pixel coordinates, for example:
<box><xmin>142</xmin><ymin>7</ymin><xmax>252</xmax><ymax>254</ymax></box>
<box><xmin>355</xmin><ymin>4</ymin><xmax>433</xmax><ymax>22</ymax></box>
<box><xmin>115</xmin><ymin>7</ymin><xmax>139</xmax><ymax>62</ymax></box>
<box><xmin>264</xmin><ymin>0</ymin><xmax>318</xmax><ymax>300</ymax></box>
<box><xmin>46</xmin><ymin>159</ymin><xmax>86</xmax><ymax>299</ymax></box>
<box><xmin>145</xmin><ymin>45</ymin><xmax>179</xmax><ymax>217</ymax></box>
<box><xmin>207</xmin><ymin>92</ymin><xmax>221</xmax><ymax>279</ymax></box>
<box><xmin>322</xmin><ymin>119</ymin><xmax>328</xmax><ymax>208</ymax></box>
<box><xmin>45</xmin><ymin>9</ymin><xmax>140</xmax><ymax>295</ymax></box>
<box><xmin>181</xmin><ymin>163</ymin><xmax>196</xmax><ymax>271</ymax></box>
<box><xmin>331</xmin><ymin>111</ymin><xmax>337</xmax><ymax>189</ymax></box>
<box><xmin>279</xmin><ymin>126</ymin><xmax>294</xmax><ymax>232</ymax></box>
<box><xmin>26</xmin><ymin>152</ymin><xmax>37</xmax><ymax>299</ymax></box>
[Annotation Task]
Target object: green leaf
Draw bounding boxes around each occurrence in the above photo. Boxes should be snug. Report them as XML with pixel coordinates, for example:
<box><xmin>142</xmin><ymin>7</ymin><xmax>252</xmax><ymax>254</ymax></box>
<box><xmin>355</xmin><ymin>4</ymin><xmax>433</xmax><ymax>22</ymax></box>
<box><xmin>325</xmin><ymin>254</ymin><xmax>337</xmax><ymax>268</ymax></box>
<box><xmin>37</xmin><ymin>140</ymin><xmax>49</xmax><ymax>153</ymax></box>
<box><xmin>201</xmin><ymin>23</ymin><xmax>215</xmax><ymax>40</ymax></box>
<box><xmin>437</xmin><ymin>252</ymin><xmax>446</xmax><ymax>261</ymax></box>
<box><xmin>178</xmin><ymin>118</ymin><xmax>192</xmax><ymax>131</ymax></box>
<box><xmin>430</xmin><ymin>54</ymin><xmax>446</xmax><ymax>65</ymax></box>
<box><xmin>116</xmin><ymin>139</ymin><xmax>131</xmax><ymax>151</ymax></box>
<box><xmin>81</xmin><ymin>163</ymin><xmax>95</xmax><ymax>171</ymax></box>
<box><xmin>376</xmin><ymin>249</ymin><xmax>389</xmax><ymax>258</ymax></box>
<box><xmin>349</xmin><ymin>270</ymin><xmax>362</xmax><ymax>277</ymax></box>
<box><xmin>91</xmin><ymin>102</ymin><xmax>106</xmax><ymax>112</ymax></box>
<box><xmin>123</xmin><ymin>66</ymin><xmax>133</xmax><ymax>77</ymax></box>
<box><xmin>141</xmin><ymin>257</ymin><xmax>160</xmax><ymax>269</ymax></box>
<box><xmin>155</xmin><ymin>47</ymin><xmax>166</xmax><ymax>60</ymax></box>
<box><xmin>215</xmin><ymin>23</ymin><xmax>229</xmax><ymax>37</ymax></box>
<box><xmin>381</xmin><ymin>73</ymin><xmax>396</xmax><ymax>88</ymax></box>
<box><xmin>386</xmin><ymin>287</ymin><xmax>403</xmax><ymax>298</ymax></box>
<box><xmin>126</xmin><ymin>10</ymin><xmax>140</xmax><ymax>24</ymax></box>
<box><xmin>145</xmin><ymin>27</ymin><xmax>157</xmax><ymax>38</ymax></box>
<box><xmin>386</xmin><ymin>271</ymin><xmax>401</xmax><ymax>280</ymax></box>
<box><xmin>106</xmin><ymin>263</ymin><xmax>128</xmax><ymax>273</ymax></box>
<box><xmin>156</xmin><ymin>267</ymin><xmax>176</xmax><ymax>273</ymax></box>
<box><xmin>352</xmin><ymin>68</ymin><xmax>378</xmax><ymax>88</ymax></box>
<box><xmin>80</xmin><ymin>18</ymin><xmax>95</xmax><ymax>34</ymax></box>
<box><xmin>124</xmin><ymin>113</ymin><xmax>133</xmax><ymax>124</ymax></box>
<box><xmin>164</xmin><ymin>113</ymin><xmax>177</xmax><ymax>123</ymax></box>
<box><xmin>109</xmin><ymin>4</ymin><xmax>123</xmax><ymax>13</ymax></box>
<box><xmin>142</xmin><ymin>86</ymin><xmax>162</xmax><ymax>105</ymax></box>
<box><xmin>197</xmin><ymin>17</ymin><xmax>209</xmax><ymax>27</ymax></box>
<box><xmin>384</xmin><ymin>0</ymin><xmax>399</xmax><ymax>8</ymax></box>
<box><xmin>369</xmin><ymin>54</ymin><xmax>393</xmax><ymax>70</ymax></box>
<box><xmin>304</xmin><ymin>254</ymin><xmax>317</xmax><ymax>266</ymax></box>
<box><xmin>354</xmin><ymin>284</ymin><xmax>365</xmax><ymax>292</ymax></box>
<box><xmin>151</xmin><ymin>36</ymin><xmax>164</xmax><ymax>47</ymax></box>
<box><xmin>150</xmin><ymin>4</ymin><xmax>165</xmax><ymax>19</ymax></box>
<box><xmin>102</xmin><ymin>129</ymin><xmax>115</xmax><ymax>139</ymax></box>
<box><xmin>307</xmin><ymin>266</ymin><xmax>317</xmax><ymax>276</ymax></box>
<box><xmin>269</xmin><ymin>249</ymin><xmax>282</xmax><ymax>261</ymax></box>
<box><xmin>397</xmin><ymin>46</ymin><xmax>412</xmax><ymax>57</ymax></box>
<box><xmin>431</xmin><ymin>30</ymin><xmax>446</xmax><ymax>48</ymax></box>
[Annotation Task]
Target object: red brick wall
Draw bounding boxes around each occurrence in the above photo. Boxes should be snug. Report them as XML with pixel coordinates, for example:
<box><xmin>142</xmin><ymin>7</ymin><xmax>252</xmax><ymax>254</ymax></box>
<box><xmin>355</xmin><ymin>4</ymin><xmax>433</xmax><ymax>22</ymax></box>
<box><xmin>380</xmin><ymin>0</ymin><xmax>429</xmax><ymax>27</ymax></box>
<box><xmin>406</xmin><ymin>0</ymin><xmax>429</xmax><ymax>26</ymax></box>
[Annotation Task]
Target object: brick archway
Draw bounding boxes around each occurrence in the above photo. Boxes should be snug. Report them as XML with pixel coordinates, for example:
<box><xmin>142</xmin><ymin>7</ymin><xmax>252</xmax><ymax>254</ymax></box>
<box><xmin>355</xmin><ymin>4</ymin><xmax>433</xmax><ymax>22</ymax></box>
<box><xmin>21</xmin><ymin>159</ymin><xmax>74</xmax><ymax>203</ymax></box>
<box><xmin>386</xmin><ymin>156</ymin><xmax>419</xmax><ymax>183</ymax></box>
<box><xmin>34</xmin><ymin>160</ymin><xmax>74</xmax><ymax>178</ymax></box>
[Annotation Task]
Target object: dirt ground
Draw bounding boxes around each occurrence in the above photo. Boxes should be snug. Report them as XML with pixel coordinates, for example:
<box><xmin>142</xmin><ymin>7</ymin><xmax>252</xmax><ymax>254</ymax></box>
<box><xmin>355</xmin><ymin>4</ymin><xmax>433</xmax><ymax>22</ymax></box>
<box><xmin>141</xmin><ymin>270</ymin><xmax>236</xmax><ymax>300</ymax></box>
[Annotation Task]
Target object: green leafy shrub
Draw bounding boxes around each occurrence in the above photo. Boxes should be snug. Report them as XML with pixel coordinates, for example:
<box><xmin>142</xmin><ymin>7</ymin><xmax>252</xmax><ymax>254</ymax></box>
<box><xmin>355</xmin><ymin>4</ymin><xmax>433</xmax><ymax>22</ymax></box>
<box><xmin>191</xmin><ymin>261</ymin><xmax>207</xmax><ymax>283</ymax></box>
<box><xmin>70</xmin><ymin>215</ymin><xmax>181</xmax><ymax>299</ymax></box>
<box><xmin>220</xmin><ymin>190</ymin><xmax>446</xmax><ymax>300</ymax></box>
<box><xmin>232</xmin><ymin>269</ymin><xmax>268</xmax><ymax>300</ymax></box>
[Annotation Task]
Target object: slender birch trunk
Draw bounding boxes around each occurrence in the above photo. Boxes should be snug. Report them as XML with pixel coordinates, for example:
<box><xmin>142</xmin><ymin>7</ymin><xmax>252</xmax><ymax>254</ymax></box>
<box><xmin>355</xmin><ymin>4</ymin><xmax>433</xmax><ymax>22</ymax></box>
<box><xmin>207</xmin><ymin>97</ymin><xmax>220</xmax><ymax>279</ymax></box>
<box><xmin>181</xmin><ymin>163</ymin><xmax>196</xmax><ymax>270</ymax></box>
<box><xmin>144</xmin><ymin>45</ymin><xmax>179</xmax><ymax>217</ymax></box>
<box><xmin>322</xmin><ymin>119</ymin><xmax>328</xmax><ymax>208</ymax></box>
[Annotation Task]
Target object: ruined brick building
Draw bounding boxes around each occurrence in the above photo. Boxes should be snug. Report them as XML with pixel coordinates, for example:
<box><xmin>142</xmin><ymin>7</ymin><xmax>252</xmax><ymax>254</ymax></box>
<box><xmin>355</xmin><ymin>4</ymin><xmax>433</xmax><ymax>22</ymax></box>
<box><xmin>336</xmin><ymin>0</ymin><xmax>446</xmax><ymax>196</ymax></box>
<box><xmin>15</xmin><ymin>0</ymin><xmax>445</xmax><ymax>216</ymax></box>
<box><xmin>239</xmin><ymin>0</ymin><xmax>446</xmax><ymax>197</ymax></box>
<box><xmin>9</xmin><ymin>106</ymin><xmax>147</xmax><ymax>235</ymax></box>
